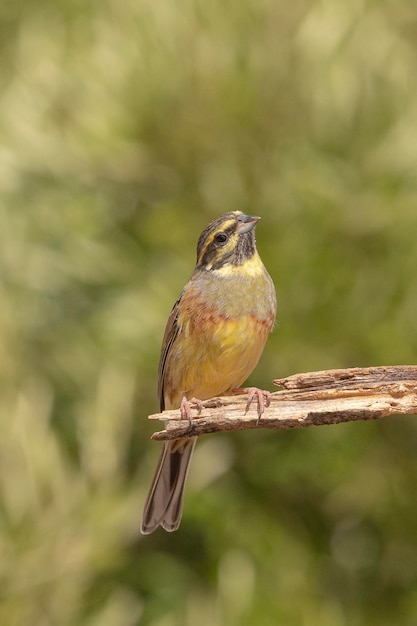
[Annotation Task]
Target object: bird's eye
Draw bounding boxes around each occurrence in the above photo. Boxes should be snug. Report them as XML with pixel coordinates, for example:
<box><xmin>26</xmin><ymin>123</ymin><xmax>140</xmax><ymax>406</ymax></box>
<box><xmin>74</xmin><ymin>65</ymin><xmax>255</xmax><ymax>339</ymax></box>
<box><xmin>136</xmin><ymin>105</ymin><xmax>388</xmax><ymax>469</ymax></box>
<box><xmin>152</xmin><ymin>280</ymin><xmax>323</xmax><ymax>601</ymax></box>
<box><xmin>214</xmin><ymin>232</ymin><xmax>227</xmax><ymax>244</ymax></box>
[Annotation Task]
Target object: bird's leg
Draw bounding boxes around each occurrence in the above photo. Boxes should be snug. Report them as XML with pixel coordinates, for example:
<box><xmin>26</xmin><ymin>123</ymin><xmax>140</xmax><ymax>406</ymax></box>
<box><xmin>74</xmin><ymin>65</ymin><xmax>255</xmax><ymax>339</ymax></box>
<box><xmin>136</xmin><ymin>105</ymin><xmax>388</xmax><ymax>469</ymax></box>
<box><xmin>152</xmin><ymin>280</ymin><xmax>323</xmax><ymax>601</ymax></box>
<box><xmin>180</xmin><ymin>395</ymin><xmax>204</xmax><ymax>425</ymax></box>
<box><xmin>232</xmin><ymin>387</ymin><xmax>272</xmax><ymax>423</ymax></box>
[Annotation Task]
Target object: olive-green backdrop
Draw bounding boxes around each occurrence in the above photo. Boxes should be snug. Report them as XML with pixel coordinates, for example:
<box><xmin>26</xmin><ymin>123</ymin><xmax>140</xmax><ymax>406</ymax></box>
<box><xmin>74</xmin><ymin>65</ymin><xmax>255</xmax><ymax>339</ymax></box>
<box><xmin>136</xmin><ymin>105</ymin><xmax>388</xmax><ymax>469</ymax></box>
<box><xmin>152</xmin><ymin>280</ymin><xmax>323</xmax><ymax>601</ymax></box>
<box><xmin>1</xmin><ymin>1</ymin><xmax>417</xmax><ymax>624</ymax></box>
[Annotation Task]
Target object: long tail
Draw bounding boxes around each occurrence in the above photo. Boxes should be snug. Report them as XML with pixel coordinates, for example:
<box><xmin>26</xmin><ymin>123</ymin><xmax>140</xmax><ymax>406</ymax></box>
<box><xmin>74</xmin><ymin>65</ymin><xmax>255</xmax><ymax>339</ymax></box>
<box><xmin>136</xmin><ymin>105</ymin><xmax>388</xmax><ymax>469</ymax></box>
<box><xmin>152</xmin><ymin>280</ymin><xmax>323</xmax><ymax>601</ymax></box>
<box><xmin>141</xmin><ymin>437</ymin><xmax>197</xmax><ymax>534</ymax></box>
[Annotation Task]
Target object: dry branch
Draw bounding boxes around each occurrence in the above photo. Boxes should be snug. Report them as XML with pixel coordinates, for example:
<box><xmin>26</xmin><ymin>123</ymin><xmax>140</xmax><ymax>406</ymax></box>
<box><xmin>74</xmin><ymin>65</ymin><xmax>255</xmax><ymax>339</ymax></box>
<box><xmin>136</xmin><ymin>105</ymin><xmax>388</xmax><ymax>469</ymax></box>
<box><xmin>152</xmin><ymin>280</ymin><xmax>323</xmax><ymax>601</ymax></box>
<box><xmin>149</xmin><ymin>365</ymin><xmax>417</xmax><ymax>441</ymax></box>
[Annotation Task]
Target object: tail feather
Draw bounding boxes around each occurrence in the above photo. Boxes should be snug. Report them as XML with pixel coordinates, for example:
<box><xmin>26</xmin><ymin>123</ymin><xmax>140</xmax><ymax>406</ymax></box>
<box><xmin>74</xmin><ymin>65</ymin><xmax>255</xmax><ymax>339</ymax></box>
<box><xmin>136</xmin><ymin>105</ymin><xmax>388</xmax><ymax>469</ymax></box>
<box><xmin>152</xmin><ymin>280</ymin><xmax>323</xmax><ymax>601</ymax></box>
<box><xmin>141</xmin><ymin>437</ymin><xmax>197</xmax><ymax>534</ymax></box>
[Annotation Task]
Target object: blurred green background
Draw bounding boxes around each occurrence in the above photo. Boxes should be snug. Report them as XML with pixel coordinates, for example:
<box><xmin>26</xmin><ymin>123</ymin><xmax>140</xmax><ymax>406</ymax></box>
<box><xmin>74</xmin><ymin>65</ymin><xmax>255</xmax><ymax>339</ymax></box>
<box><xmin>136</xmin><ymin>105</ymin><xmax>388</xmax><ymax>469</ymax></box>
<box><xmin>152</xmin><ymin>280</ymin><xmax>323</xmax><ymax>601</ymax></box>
<box><xmin>1</xmin><ymin>0</ymin><xmax>417</xmax><ymax>624</ymax></box>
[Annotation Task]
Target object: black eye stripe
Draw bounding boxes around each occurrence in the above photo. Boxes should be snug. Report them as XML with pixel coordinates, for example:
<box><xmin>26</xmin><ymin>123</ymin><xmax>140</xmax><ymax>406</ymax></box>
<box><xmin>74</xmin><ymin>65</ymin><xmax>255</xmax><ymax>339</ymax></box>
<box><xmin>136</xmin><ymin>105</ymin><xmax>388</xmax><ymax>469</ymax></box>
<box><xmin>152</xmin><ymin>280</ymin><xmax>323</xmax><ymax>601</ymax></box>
<box><xmin>215</xmin><ymin>224</ymin><xmax>236</xmax><ymax>241</ymax></box>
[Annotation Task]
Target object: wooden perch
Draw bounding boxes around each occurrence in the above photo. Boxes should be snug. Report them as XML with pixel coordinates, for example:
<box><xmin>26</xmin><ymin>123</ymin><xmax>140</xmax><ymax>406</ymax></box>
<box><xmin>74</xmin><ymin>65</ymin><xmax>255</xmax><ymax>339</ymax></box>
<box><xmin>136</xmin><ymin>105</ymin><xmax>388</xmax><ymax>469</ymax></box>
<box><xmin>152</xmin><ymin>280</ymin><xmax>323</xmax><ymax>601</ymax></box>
<box><xmin>149</xmin><ymin>365</ymin><xmax>417</xmax><ymax>441</ymax></box>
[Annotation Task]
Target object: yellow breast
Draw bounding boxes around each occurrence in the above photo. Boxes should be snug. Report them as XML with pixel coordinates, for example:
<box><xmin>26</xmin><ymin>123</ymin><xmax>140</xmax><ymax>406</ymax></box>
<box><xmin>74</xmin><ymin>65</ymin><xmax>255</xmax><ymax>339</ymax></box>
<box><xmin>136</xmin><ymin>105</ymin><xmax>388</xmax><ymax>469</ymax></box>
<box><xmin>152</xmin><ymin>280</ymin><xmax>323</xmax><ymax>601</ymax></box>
<box><xmin>163</xmin><ymin>255</ymin><xmax>276</xmax><ymax>409</ymax></box>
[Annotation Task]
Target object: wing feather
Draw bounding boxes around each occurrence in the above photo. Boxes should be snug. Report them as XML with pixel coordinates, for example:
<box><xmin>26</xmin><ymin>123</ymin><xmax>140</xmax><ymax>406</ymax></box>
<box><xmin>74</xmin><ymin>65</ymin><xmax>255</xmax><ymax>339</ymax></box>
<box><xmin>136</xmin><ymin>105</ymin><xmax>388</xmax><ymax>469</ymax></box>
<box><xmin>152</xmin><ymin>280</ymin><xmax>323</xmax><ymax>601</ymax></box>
<box><xmin>157</xmin><ymin>294</ymin><xmax>182</xmax><ymax>411</ymax></box>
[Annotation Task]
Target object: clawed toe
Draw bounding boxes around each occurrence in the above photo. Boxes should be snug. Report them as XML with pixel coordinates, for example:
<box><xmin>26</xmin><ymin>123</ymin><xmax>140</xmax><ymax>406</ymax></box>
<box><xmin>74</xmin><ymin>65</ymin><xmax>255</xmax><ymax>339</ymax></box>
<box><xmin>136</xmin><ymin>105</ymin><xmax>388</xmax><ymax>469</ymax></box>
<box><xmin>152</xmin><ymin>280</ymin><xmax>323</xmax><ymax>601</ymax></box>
<box><xmin>233</xmin><ymin>387</ymin><xmax>271</xmax><ymax>423</ymax></box>
<box><xmin>180</xmin><ymin>395</ymin><xmax>204</xmax><ymax>424</ymax></box>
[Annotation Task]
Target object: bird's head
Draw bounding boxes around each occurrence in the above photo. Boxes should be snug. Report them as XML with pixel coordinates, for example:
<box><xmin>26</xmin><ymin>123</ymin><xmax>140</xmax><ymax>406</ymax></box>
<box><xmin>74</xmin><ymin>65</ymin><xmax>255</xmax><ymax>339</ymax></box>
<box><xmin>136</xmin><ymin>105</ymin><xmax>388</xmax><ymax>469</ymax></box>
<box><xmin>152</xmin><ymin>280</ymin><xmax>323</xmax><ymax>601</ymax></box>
<box><xmin>196</xmin><ymin>211</ymin><xmax>260</xmax><ymax>271</ymax></box>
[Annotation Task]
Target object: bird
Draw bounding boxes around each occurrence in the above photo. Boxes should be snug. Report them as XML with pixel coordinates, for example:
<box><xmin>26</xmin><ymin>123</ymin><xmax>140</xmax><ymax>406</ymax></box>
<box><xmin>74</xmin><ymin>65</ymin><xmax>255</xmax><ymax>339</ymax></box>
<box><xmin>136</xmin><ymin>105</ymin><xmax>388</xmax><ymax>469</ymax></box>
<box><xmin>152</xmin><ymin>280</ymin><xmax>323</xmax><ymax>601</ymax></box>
<box><xmin>141</xmin><ymin>211</ymin><xmax>276</xmax><ymax>534</ymax></box>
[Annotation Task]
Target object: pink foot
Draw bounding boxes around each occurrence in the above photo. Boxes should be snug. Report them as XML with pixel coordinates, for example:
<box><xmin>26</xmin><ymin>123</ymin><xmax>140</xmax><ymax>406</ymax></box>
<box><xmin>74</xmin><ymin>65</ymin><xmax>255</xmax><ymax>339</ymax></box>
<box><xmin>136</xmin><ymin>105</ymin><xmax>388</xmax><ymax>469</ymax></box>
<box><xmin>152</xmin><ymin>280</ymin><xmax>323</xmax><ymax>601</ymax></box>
<box><xmin>180</xmin><ymin>395</ymin><xmax>204</xmax><ymax>424</ymax></box>
<box><xmin>233</xmin><ymin>387</ymin><xmax>271</xmax><ymax>422</ymax></box>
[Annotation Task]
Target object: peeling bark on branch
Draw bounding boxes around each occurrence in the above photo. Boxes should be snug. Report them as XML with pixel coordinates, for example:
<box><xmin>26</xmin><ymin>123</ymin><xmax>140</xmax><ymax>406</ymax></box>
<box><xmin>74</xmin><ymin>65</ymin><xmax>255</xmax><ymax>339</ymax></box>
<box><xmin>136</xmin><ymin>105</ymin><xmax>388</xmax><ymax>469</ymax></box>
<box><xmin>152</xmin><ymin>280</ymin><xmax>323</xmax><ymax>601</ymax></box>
<box><xmin>149</xmin><ymin>365</ymin><xmax>417</xmax><ymax>441</ymax></box>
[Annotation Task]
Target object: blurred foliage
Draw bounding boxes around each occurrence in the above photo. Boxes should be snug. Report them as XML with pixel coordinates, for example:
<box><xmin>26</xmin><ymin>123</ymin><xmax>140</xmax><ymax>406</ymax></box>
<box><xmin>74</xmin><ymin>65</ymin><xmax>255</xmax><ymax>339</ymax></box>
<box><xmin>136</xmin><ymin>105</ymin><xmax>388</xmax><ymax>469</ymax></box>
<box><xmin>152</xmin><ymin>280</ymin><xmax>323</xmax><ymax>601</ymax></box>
<box><xmin>1</xmin><ymin>0</ymin><xmax>417</xmax><ymax>624</ymax></box>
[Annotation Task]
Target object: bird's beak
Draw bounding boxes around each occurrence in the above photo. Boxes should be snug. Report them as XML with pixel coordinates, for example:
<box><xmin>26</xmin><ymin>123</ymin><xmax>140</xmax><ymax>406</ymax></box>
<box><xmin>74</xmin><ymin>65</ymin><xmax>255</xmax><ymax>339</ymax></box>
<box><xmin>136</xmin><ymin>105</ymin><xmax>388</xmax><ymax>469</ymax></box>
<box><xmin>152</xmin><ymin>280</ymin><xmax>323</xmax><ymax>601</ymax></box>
<box><xmin>237</xmin><ymin>214</ymin><xmax>260</xmax><ymax>234</ymax></box>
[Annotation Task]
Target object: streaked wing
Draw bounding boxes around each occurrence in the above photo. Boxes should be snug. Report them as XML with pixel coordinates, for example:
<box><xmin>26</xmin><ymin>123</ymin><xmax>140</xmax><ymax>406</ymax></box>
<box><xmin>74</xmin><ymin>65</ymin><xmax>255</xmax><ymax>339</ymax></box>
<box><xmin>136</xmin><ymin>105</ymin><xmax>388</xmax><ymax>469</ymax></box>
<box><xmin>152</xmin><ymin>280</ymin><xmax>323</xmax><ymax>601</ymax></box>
<box><xmin>157</xmin><ymin>294</ymin><xmax>182</xmax><ymax>411</ymax></box>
